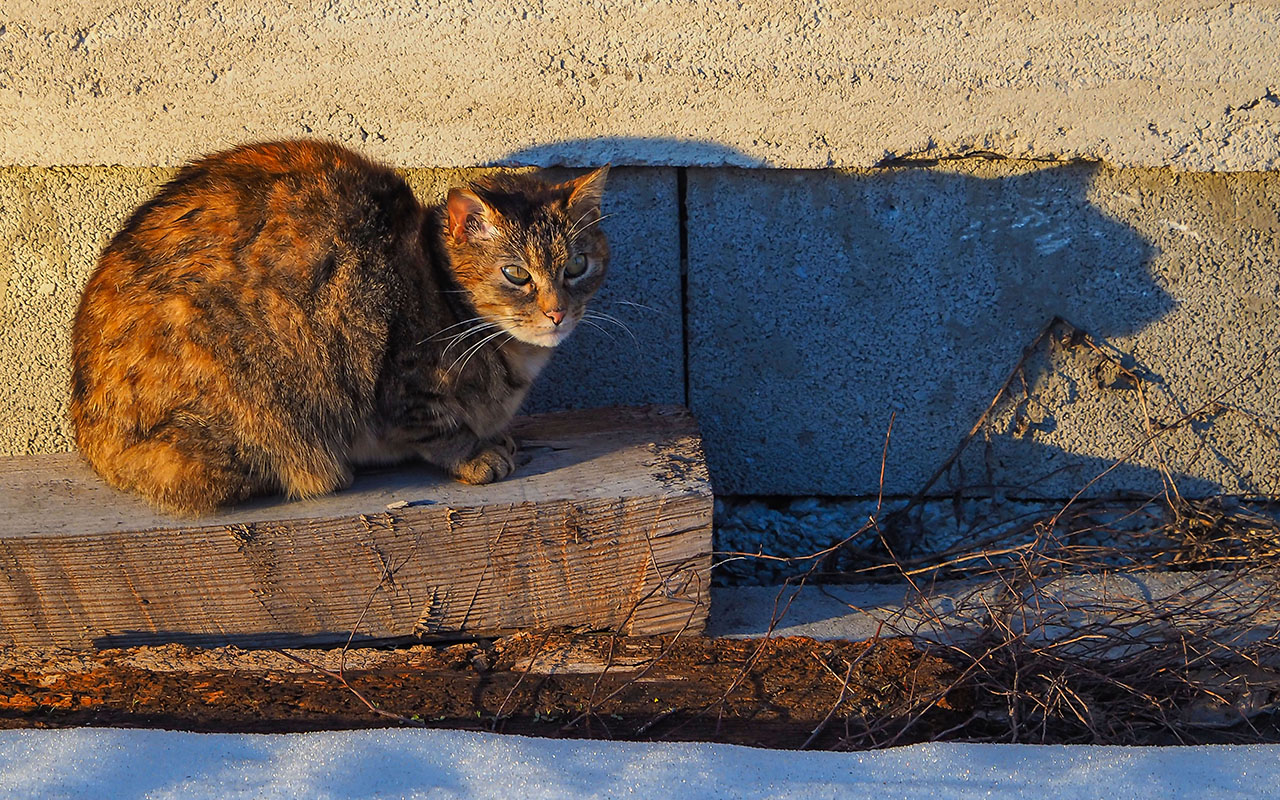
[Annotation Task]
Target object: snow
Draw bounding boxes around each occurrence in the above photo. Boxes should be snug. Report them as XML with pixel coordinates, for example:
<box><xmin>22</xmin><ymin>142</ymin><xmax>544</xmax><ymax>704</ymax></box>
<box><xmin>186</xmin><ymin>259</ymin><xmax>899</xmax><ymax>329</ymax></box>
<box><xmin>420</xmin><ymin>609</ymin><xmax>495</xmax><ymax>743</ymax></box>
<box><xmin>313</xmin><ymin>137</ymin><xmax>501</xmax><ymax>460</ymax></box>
<box><xmin>0</xmin><ymin>728</ymin><xmax>1275</xmax><ymax>800</ymax></box>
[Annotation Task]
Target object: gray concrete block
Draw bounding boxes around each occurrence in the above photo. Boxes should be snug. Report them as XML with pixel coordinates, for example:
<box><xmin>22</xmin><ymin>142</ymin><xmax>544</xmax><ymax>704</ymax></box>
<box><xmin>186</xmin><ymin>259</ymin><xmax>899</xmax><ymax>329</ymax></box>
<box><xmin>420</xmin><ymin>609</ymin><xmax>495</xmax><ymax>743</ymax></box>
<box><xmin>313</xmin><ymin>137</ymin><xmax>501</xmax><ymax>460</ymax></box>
<box><xmin>4</xmin><ymin>2</ymin><xmax>1280</xmax><ymax>171</ymax></box>
<box><xmin>0</xmin><ymin>165</ymin><xmax>681</xmax><ymax>455</ymax></box>
<box><xmin>687</xmin><ymin>162</ymin><xmax>1280</xmax><ymax>497</ymax></box>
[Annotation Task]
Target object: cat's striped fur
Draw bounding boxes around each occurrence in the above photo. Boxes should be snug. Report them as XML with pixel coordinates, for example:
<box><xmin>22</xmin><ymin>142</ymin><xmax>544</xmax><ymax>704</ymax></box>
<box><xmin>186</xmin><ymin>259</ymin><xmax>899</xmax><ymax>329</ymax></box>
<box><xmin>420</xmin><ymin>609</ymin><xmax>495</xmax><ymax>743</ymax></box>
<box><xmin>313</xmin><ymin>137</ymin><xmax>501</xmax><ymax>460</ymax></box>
<box><xmin>70</xmin><ymin>140</ymin><xmax>609</xmax><ymax>514</ymax></box>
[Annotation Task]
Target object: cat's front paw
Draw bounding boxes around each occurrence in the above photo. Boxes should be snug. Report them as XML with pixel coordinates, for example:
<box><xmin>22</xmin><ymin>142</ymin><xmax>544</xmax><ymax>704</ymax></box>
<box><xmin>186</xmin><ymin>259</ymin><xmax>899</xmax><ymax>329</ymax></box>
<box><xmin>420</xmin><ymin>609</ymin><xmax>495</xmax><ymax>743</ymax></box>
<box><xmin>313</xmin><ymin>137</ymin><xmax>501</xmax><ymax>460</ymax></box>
<box><xmin>450</xmin><ymin>434</ymin><xmax>517</xmax><ymax>485</ymax></box>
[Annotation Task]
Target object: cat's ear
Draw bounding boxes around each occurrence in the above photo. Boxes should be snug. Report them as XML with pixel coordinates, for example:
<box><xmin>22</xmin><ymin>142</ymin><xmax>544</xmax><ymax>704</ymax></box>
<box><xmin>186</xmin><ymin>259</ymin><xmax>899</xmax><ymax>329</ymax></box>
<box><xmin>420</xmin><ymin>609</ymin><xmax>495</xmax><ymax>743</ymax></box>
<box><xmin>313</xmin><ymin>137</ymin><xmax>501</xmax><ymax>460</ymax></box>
<box><xmin>562</xmin><ymin>165</ymin><xmax>610</xmax><ymax>223</ymax></box>
<box><xmin>447</xmin><ymin>189</ymin><xmax>498</xmax><ymax>243</ymax></box>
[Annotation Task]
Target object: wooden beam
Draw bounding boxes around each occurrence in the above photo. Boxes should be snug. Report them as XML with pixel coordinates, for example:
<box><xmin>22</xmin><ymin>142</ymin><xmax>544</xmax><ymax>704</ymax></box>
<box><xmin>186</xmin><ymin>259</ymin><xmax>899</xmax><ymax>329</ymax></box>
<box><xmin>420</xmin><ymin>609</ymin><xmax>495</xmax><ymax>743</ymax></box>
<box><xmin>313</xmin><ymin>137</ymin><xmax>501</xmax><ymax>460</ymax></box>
<box><xmin>0</xmin><ymin>633</ymin><xmax>967</xmax><ymax>748</ymax></box>
<box><xmin>0</xmin><ymin>406</ymin><xmax>711</xmax><ymax>649</ymax></box>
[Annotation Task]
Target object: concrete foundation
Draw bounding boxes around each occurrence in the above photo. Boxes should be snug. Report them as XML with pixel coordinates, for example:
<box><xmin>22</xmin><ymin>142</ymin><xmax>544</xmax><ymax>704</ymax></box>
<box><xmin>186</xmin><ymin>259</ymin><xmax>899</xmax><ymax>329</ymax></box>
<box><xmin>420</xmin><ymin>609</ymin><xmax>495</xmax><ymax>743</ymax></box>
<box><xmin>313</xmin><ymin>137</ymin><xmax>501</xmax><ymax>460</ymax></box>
<box><xmin>687</xmin><ymin>162</ymin><xmax>1280</xmax><ymax>496</ymax></box>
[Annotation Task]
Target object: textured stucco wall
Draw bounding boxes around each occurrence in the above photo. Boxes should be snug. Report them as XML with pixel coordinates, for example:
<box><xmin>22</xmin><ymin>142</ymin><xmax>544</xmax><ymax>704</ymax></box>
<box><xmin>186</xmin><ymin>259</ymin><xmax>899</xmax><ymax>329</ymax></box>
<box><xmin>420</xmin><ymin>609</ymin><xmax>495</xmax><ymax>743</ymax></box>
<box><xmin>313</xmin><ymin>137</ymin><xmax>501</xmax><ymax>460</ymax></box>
<box><xmin>2</xmin><ymin>1</ymin><xmax>1280</xmax><ymax>170</ymax></box>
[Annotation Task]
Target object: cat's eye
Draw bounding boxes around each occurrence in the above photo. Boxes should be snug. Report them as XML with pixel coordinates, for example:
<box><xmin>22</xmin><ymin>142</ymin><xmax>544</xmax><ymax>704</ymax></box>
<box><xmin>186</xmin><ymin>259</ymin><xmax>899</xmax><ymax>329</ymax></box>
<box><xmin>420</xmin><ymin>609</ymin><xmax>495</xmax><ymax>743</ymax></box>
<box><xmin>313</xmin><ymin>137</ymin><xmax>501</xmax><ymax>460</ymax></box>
<box><xmin>501</xmin><ymin>264</ymin><xmax>532</xmax><ymax>286</ymax></box>
<box><xmin>565</xmin><ymin>253</ymin><xmax>589</xmax><ymax>279</ymax></box>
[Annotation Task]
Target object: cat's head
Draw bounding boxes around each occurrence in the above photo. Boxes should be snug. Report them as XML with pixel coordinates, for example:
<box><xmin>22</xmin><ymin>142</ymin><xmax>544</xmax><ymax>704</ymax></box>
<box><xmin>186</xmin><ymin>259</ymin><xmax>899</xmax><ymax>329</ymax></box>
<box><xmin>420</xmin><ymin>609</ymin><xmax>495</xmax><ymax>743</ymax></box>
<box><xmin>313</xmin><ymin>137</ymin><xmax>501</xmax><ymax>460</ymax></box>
<box><xmin>443</xmin><ymin>167</ymin><xmax>610</xmax><ymax>348</ymax></box>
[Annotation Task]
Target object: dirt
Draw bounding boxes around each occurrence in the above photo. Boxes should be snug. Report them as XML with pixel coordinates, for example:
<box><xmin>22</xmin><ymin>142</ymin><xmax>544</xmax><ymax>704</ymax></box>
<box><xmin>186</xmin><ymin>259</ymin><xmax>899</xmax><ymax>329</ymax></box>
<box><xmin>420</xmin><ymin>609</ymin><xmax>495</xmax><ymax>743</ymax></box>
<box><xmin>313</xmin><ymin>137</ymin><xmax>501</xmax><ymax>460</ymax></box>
<box><xmin>0</xmin><ymin>633</ymin><xmax>966</xmax><ymax>750</ymax></box>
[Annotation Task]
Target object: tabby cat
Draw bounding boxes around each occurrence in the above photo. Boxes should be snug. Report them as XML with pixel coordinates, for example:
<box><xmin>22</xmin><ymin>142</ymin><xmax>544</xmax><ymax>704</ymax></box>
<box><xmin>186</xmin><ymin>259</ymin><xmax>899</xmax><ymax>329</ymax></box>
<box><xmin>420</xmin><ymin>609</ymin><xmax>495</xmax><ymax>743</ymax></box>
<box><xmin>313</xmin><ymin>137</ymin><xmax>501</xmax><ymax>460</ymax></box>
<box><xmin>70</xmin><ymin>140</ymin><xmax>609</xmax><ymax>514</ymax></box>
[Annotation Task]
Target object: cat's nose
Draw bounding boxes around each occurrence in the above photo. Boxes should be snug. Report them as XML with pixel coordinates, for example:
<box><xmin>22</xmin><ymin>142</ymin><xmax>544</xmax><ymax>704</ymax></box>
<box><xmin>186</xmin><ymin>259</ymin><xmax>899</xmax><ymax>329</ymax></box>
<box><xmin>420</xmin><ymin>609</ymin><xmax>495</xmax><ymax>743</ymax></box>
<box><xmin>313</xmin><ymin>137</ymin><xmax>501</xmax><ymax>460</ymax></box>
<box><xmin>544</xmin><ymin>309</ymin><xmax>565</xmax><ymax>326</ymax></box>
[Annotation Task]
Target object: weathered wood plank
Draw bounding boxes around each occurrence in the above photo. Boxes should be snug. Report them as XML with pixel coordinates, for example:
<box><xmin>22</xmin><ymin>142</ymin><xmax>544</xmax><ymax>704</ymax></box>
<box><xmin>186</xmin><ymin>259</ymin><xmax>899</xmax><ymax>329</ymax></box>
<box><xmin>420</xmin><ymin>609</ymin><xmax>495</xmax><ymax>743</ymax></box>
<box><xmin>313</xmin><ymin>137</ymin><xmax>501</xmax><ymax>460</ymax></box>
<box><xmin>0</xmin><ymin>406</ymin><xmax>711</xmax><ymax>649</ymax></box>
<box><xmin>0</xmin><ymin>634</ymin><xmax>967</xmax><ymax>748</ymax></box>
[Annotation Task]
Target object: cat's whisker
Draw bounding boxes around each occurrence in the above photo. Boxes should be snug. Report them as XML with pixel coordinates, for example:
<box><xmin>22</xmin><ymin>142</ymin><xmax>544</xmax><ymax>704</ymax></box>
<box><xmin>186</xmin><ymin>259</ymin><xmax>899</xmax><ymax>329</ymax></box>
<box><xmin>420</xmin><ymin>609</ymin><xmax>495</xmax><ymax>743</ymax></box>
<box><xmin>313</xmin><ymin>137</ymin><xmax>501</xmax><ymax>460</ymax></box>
<box><xmin>449</xmin><ymin>328</ymin><xmax>512</xmax><ymax>376</ymax></box>
<box><xmin>458</xmin><ymin>332</ymin><xmax>514</xmax><ymax>376</ymax></box>
<box><xmin>446</xmin><ymin>334</ymin><xmax>493</xmax><ymax>375</ymax></box>
<box><xmin>440</xmin><ymin>332</ymin><xmax>485</xmax><ymax>358</ymax></box>
<box><xmin>602</xmin><ymin>299</ymin><xmax>662</xmax><ymax>314</ymax></box>
<box><xmin>568</xmin><ymin>217</ymin><xmax>612</xmax><ymax>241</ymax></box>
<box><xmin>450</xmin><ymin>330</ymin><xmax>509</xmax><ymax>376</ymax></box>
<box><xmin>583</xmin><ymin>311</ymin><xmax>640</xmax><ymax>348</ymax></box>
<box><xmin>567</xmin><ymin>211</ymin><xmax>595</xmax><ymax>238</ymax></box>
<box><xmin>580</xmin><ymin>319</ymin><xmax>617</xmax><ymax>343</ymax></box>
<box><xmin>438</xmin><ymin>322</ymin><xmax>502</xmax><ymax>357</ymax></box>
<box><xmin>588</xmin><ymin>310</ymin><xmax>632</xmax><ymax>326</ymax></box>
<box><xmin>420</xmin><ymin>315</ymin><xmax>493</xmax><ymax>344</ymax></box>
<box><xmin>568</xmin><ymin>212</ymin><xmax>615</xmax><ymax>239</ymax></box>
<box><xmin>433</xmin><ymin>314</ymin><xmax>521</xmax><ymax>356</ymax></box>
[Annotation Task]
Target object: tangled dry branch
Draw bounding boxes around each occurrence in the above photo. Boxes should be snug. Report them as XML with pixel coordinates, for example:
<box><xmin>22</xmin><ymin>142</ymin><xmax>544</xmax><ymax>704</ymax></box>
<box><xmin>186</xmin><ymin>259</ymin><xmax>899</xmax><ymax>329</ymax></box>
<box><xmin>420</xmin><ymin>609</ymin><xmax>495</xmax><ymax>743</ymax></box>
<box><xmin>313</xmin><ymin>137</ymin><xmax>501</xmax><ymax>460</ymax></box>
<box><xmin>823</xmin><ymin>322</ymin><xmax>1280</xmax><ymax>745</ymax></box>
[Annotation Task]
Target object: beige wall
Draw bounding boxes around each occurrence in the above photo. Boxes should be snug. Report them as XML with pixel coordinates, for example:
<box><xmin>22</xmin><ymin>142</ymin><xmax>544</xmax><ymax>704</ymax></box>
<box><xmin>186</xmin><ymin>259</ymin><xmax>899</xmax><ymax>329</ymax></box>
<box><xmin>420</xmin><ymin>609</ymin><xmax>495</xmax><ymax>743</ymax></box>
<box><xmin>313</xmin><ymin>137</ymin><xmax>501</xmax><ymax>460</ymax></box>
<box><xmin>2</xmin><ymin>1</ymin><xmax>1279</xmax><ymax>170</ymax></box>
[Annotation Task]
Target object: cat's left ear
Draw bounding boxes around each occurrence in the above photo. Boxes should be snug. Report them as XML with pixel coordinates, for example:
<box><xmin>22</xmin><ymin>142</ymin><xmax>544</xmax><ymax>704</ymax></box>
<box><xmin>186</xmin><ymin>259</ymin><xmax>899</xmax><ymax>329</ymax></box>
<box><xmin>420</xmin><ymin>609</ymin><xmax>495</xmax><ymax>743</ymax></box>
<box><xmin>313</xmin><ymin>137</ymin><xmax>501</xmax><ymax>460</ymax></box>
<box><xmin>562</xmin><ymin>165</ymin><xmax>610</xmax><ymax>223</ymax></box>
<box><xmin>447</xmin><ymin>189</ymin><xmax>499</xmax><ymax>244</ymax></box>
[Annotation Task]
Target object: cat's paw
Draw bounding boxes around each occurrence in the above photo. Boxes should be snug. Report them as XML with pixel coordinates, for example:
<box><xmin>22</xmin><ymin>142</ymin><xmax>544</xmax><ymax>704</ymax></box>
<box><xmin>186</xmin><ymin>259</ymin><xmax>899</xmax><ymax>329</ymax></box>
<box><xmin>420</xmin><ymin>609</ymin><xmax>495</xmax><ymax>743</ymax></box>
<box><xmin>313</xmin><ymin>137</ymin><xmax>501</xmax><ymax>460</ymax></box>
<box><xmin>450</xmin><ymin>435</ymin><xmax>517</xmax><ymax>485</ymax></box>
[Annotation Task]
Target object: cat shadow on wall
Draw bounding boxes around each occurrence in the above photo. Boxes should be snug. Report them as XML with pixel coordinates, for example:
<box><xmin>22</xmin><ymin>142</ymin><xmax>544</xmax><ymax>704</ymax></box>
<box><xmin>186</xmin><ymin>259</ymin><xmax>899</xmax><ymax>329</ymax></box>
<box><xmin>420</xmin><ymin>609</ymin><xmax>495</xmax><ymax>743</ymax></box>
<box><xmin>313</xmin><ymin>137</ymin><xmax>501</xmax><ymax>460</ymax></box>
<box><xmin>508</xmin><ymin>139</ymin><xmax>1257</xmax><ymax>516</ymax></box>
<box><xmin>500</xmin><ymin>138</ymin><xmax>767</xmax><ymax>170</ymax></box>
<box><xmin>682</xmin><ymin>160</ymin><xmax>1201</xmax><ymax>501</ymax></box>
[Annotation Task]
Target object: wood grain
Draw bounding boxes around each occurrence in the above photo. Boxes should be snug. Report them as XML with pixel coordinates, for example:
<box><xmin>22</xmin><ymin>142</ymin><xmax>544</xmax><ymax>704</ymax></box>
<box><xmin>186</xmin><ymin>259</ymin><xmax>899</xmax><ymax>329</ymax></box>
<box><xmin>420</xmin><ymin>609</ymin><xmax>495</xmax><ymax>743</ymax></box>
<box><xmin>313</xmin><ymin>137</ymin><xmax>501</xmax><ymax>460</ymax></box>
<box><xmin>0</xmin><ymin>634</ymin><xmax>967</xmax><ymax>748</ymax></box>
<box><xmin>0</xmin><ymin>406</ymin><xmax>712</xmax><ymax>649</ymax></box>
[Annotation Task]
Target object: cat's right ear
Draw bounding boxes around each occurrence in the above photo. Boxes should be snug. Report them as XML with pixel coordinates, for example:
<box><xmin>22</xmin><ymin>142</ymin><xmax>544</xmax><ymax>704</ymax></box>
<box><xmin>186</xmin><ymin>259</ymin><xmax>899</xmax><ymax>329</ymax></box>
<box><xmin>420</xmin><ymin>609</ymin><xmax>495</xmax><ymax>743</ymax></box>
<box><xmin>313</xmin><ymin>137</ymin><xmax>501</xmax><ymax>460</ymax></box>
<box><xmin>562</xmin><ymin>165</ymin><xmax>609</xmax><ymax>224</ymax></box>
<box><xmin>447</xmin><ymin>189</ymin><xmax>498</xmax><ymax>243</ymax></box>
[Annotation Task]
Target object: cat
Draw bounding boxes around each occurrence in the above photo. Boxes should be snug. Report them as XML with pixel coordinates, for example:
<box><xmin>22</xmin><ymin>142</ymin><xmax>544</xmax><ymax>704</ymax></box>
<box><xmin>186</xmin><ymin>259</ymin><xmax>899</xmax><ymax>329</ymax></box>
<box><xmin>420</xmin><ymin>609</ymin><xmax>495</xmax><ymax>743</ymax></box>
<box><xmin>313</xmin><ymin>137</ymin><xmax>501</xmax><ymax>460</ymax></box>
<box><xmin>69</xmin><ymin>140</ymin><xmax>609</xmax><ymax>515</ymax></box>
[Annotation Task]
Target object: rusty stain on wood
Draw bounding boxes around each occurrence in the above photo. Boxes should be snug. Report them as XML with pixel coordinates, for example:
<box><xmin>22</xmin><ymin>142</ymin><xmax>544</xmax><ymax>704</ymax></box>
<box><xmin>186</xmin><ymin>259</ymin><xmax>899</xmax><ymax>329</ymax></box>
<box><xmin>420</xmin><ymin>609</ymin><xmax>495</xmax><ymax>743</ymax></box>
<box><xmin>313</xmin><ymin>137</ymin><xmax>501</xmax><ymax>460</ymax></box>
<box><xmin>0</xmin><ymin>406</ymin><xmax>712</xmax><ymax>649</ymax></box>
<box><xmin>0</xmin><ymin>633</ymin><xmax>967</xmax><ymax>748</ymax></box>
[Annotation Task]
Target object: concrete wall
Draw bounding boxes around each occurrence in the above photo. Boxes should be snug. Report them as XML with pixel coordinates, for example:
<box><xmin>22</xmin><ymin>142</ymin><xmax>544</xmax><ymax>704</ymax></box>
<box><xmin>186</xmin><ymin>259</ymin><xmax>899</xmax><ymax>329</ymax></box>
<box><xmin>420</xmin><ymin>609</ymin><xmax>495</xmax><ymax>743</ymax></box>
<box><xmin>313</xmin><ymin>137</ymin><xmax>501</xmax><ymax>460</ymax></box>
<box><xmin>687</xmin><ymin>163</ymin><xmax>1280</xmax><ymax>496</ymax></box>
<box><xmin>3</xmin><ymin>1</ymin><xmax>1279</xmax><ymax>500</ymax></box>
